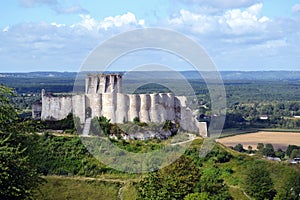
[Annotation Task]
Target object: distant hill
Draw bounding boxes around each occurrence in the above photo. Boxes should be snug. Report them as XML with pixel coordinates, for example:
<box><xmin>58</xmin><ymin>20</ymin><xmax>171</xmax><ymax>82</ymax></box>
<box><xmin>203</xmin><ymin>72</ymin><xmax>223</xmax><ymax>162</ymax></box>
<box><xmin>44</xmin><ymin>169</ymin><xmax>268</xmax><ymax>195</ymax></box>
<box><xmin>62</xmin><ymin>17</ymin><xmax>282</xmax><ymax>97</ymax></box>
<box><xmin>1</xmin><ymin>71</ymin><xmax>299</xmax><ymax>81</ymax></box>
<box><xmin>0</xmin><ymin>71</ymin><xmax>77</xmax><ymax>78</ymax></box>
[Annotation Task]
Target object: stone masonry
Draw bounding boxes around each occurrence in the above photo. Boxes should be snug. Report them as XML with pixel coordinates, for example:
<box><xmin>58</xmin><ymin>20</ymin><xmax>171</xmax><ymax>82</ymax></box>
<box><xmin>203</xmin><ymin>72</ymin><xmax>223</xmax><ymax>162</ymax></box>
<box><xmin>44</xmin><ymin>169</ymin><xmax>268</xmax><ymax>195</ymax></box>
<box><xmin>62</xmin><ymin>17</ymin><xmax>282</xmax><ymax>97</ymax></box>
<box><xmin>39</xmin><ymin>74</ymin><xmax>208</xmax><ymax>137</ymax></box>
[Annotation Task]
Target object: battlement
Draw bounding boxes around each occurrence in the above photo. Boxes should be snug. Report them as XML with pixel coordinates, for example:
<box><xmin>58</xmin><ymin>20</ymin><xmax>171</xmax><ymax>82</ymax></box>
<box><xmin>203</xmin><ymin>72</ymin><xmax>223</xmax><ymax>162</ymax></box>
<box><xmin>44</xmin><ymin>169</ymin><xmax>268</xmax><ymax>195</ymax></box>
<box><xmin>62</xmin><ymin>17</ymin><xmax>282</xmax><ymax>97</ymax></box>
<box><xmin>85</xmin><ymin>74</ymin><xmax>122</xmax><ymax>94</ymax></box>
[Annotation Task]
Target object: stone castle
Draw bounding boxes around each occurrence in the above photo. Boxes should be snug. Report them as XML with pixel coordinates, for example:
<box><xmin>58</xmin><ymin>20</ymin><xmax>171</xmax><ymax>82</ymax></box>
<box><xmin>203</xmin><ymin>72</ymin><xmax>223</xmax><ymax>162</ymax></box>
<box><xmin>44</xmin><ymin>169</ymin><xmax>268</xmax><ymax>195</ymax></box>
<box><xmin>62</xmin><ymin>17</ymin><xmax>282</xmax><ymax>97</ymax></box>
<box><xmin>38</xmin><ymin>74</ymin><xmax>207</xmax><ymax>137</ymax></box>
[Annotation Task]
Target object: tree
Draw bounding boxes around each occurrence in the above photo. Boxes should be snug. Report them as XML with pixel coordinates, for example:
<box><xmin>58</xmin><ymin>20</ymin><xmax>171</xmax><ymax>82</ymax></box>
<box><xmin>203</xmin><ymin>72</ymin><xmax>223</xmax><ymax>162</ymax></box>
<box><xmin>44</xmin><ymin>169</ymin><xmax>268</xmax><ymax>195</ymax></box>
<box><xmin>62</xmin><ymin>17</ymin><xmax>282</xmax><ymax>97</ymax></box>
<box><xmin>0</xmin><ymin>85</ymin><xmax>42</xmax><ymax>199</ymax></box>
<box><xmin>275</xmin><ymin>148</ymin><xmax>285</xmax><ymax>159</ymax></box>
<box><xmin>286</xmin><ymin>145</ymin><xmax>300</xmax><ymax>158</ymax></box>
<box><xmin>0</xmin><ymin>135</ymin><xmax>41</xmax><ymax>199</ymax></box>
<box><xmin>290</xmin><ymin>149</ymin><xmax>300</xmax><ymax>159</ymax></box>
<box><xmin>274</xmin><ymin>170</ymin><xmax>300</xmax><ymax>200</ymax></box>
<box><xmin>262</xmin><ymin>143</ymin><xmax>275</xmax><ymax>157</ymax></box>
<box><xmin>233</xmin><ymin>144</ymin><xmax>245</xmax><ymax>152</ymax></box>
<box><xmin>195</xmin><ymin>167</ymin><xmax>232</xmax><ymax>199</ymax></box>
<box><xmin>137</xmin><ymin>156</ymin><xmax>201</xmax><ymax>200</ymax></box>
<box><xmin>0</xmin><ymin>85</ymin><xmax>18</xmax><ymax>132</ymax></box>
<box><xmin>257</xmin><ymin>143</ymin><xmax>264</xmax><ymax>152</ymax></box>
<box><xmin>247</xmin><ymin>145</ymin><xmax>254</xmax><ymax>154</ymax></box>
<box><xmin>244</xmin><ymin>162</ymin><xmax>276</xmax><ymax>200</ymax></box>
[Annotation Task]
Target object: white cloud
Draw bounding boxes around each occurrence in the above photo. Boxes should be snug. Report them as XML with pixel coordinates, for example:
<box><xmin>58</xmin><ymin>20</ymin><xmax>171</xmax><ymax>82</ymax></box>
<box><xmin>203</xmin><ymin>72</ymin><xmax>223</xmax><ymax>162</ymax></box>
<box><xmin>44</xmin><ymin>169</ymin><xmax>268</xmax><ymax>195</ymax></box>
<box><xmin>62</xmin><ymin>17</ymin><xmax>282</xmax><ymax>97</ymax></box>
<box><xmin>75</xmin><ymin>15</ymin><xmax>98</xmax><ymax>31</ymax></box>
<box><xmin>50</xmin><ymin>22</ymin><xmax>65</xmax><ymax>28</ymax></box>
<box><xmin>292</xmin><ymin>4</ymin><xmax>300</xmax><ymax>13</ymax></box>
<box><xmin>2</xmin><ymin>26</ymin><xmax>10</xmax><ymax>32</ymax></box>
<box><xmin>168</xmin><ymin>3</ymin><xmax>269</xmax><ymax>35</ymax></box>
<box><xmin>73</xmin><ymin>12</ymin><xmax>145</xmax><ymax>31</ymax></box>
<box><xmin>100</xmin><ymin>12</ymin><xmax>145</xmax><ymax>30</ymax></box>
<box><xmin>222</xmin><ymin>3</ymin><xmax>270</xmax><ymax>34</ymax></box>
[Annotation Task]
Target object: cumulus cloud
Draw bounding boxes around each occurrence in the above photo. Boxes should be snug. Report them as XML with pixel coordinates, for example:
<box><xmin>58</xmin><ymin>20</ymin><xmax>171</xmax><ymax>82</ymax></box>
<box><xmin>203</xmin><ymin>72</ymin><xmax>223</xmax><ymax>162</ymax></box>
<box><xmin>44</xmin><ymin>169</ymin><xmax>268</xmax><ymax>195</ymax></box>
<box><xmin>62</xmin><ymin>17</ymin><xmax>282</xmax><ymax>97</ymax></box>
<box><xmin>100</xmin><ymin>12</ymin><xmax>145</xmax><ymax>30</ymax></box>
<box><xmin>73</xmin><ymin>12</ymin><xmax>145</xmax><ymax>31</ymax></box>
<box><xmin>0</xmin><ymin>12</ymin><xmax>147</xmax><ymax>71</ymax></box>
<box><xmin>168</xmin><ymin>3</ymin><xmax>269</xmax><ymax>35</ymax></box>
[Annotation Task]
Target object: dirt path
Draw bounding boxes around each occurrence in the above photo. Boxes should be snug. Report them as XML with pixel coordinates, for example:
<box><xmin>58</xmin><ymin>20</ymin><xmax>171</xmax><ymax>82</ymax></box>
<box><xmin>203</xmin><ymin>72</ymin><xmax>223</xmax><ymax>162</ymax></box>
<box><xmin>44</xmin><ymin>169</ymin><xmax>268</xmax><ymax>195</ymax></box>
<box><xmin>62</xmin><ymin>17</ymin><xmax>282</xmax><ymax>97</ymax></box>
<box><xmin>118</xmin><ymin>182</ymin><xmax>126</xmax><ymax>200</ymax></box>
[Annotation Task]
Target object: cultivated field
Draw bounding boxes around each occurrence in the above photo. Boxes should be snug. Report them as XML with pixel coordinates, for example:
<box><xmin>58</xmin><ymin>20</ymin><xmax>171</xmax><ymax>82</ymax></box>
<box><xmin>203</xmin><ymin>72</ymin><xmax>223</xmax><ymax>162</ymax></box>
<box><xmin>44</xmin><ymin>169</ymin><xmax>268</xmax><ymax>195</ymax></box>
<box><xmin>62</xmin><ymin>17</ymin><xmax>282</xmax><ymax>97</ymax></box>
<box><xmin>216</xmin><ymin>131</ymin><xmax>300</xmax><ymax>150</ymax></box>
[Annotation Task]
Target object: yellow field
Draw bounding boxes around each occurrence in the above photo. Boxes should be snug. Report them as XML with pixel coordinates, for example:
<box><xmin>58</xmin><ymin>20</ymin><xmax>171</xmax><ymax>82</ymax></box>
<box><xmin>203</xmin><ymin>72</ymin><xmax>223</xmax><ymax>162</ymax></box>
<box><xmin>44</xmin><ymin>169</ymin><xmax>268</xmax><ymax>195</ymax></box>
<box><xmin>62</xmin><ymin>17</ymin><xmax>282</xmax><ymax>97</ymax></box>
<box><xmin>216</xmin><ymin>131</ymin><xmax>300</xmax><ymax>150</ymax></box>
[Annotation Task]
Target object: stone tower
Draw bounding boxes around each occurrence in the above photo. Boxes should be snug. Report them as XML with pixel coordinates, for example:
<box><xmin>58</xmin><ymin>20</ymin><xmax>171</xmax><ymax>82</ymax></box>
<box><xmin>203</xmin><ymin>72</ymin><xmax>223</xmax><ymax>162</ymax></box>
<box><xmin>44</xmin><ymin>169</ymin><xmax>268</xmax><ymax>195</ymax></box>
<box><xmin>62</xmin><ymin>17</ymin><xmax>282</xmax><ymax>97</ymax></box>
<box><xmin>85</xmin><ymin>74</ymin><xmax>122</xmax><ymax>94</ymax></box>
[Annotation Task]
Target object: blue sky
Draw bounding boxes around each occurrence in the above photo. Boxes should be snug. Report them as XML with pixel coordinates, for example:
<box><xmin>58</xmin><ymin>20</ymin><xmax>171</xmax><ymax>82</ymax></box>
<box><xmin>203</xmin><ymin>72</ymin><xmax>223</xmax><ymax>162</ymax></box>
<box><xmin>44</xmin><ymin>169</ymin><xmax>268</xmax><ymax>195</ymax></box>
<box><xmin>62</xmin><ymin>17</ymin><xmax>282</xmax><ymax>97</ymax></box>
<box><xmin>1</xmin><ymin>0</ymin><xmax>300</xmax><ymax>72</ymax></box>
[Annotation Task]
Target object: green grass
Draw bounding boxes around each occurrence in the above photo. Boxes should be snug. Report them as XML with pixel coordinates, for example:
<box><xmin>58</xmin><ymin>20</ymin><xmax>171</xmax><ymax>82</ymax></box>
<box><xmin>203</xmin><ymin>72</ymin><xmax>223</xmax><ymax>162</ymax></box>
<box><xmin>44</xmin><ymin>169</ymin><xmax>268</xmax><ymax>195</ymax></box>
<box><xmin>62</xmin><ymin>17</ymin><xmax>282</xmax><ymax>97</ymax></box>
<box><xmin>258</xmin><ymin>128</ymin><xmax>300</xmax><ymax>133</ymax></box>
<box><xmin>122</xmin><ymin>182</ymin><xmax>138</xmax><ymax>200</ymax></box>
<box><xmin>34</xmin><ymin>176</ymin><xmax>121</xmax><ymax>200</ymax></box>
<box><xmin>217</xmin><ymin>128</ymin><xmax>259</xmax><ymax>138</ymax></box>
<box><xmin>228</xmin><ymin>186</ymin><xmax>250</xmax><ymax>200</ymax></box>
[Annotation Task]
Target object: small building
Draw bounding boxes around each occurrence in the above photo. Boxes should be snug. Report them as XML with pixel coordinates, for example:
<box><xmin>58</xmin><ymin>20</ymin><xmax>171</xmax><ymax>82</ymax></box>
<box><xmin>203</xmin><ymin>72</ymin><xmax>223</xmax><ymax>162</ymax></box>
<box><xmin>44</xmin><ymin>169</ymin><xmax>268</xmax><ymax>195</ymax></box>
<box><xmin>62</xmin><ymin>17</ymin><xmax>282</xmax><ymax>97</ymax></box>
<box><xmin>265</xmin><ymin>156</ymin><xmax>281</xmax><ymax>162</ymax></box>
<box><xmin>259</xmin><ymin>115</ymin><xmax>269</xmax><ymax>120</ymax></box>
<box><xmin>290</xmin><ymin>157</ymin><xmax>300</xmax><ymax>164</ymax></box>
<box><xmin>32</xmin><ymin>102</ymin><xmax>42</xmax><ymax>119</ymax></box>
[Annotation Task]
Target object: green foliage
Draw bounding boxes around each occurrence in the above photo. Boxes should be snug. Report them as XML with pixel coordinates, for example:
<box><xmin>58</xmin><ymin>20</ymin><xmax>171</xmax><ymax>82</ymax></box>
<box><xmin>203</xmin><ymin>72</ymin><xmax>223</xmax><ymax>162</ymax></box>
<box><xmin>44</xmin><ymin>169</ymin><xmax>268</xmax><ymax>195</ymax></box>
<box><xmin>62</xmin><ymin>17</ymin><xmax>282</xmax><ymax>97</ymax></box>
<box><xmin>0</xmin><ymin>85</ymin><xmax>18</xmax><ymax>132</ymax></box>
<box><xmin>262</xmin><ymin>143</ymin><xmax>276</xmax><ymax>157</ymax></box>
<box><xmin>32</xmin><ymin>135</ymin><xmax>110</xmax><ymax>176</ymax></box>
<box><xmin>184</xmin><ymin>192</ymin><xmax>209</xmax><ymax>200</ymax></box>
<box><xmin>244</xmin><ymin>161</ymin><xmax>276</xmax><ymax>200</ymax></box>
<box><xmin>0</xmin><ymin>135</ymin><xmax>42</xmax><ymax>200</ymax></box>
<box><xmin>232</xmin><ymin>143</ymin><xmax>245</xmax><ymax>152</ymax></box>
<box><xmin>137</xmin><ymin>156</ymin><xmax>201</xmax><ymax>200</ymax></box>
<box><xmin>274</xmin><ymin>149</ymin><xmax>285</xmax><ymax>159</ymax></box>
<box><xmin>43</xmin><ymin>113</ymin><xmax>76</xmax><ymax>131</ymax></box>
<box><xmin>286</xmin><ymin>145</ymin><xmax>300</xmax><ymax>158</ymax></box>
<box><xmin>290</xmin><ymin>149</ymin><xmax>300</xmax><ymax>159</ymax></box>
<box><xmin>34</xmin><ymin>177</ymin><xmax>121</xmax><ymax>200</ymax></box>
<box><xmin>91</xmin><ymin>116</ymin><xmax>112</xmax><ymax>136</ymax></box>
<box><xmin>257</xmin><ymin>143</ymin><xmax>264</xmax><ymax>151</ymax></box>
<box><xmin>195</xmin><ymin>167</ymin><xmax>232</xmax><ymax>200</ymax></box>
<box><xmin>0</xmin><ymin>85</ymin><xmax>42</xmax><ymax>199</ymax></box>
<box><xmin>133</xmin><ymin>117</ymin><xmax>148</xmax><ymax>127</ymax></box>
<box><xmin>274</xmin><ymin>170</ymin><xmax>300</xmax><ymax>200</ymax></box>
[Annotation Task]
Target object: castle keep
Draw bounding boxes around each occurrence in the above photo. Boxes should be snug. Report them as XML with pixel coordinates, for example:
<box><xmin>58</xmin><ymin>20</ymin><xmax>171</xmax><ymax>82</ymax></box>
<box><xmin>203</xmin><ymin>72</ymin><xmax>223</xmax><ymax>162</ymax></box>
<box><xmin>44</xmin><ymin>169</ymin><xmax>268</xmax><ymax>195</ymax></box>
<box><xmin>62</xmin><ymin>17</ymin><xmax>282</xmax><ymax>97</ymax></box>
<box><xmin>40</xmin><ymin>74</ymin><xmax>207</xmax><ymax>137</ymax></box>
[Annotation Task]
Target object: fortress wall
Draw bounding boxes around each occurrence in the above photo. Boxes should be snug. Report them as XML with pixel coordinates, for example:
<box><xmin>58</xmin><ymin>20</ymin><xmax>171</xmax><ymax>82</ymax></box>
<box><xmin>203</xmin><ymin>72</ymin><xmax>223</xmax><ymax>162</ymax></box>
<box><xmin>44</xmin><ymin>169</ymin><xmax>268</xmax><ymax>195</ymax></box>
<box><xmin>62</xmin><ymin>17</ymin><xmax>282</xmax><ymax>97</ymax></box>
<box><xmin>128</xmin><ymin>94</ymin><xmax>140</xmax><ymax>122</ymax></box>
<box><xmin>41</xmin><ymin>93</ymin><xmax>72</xmax><ymax>121</ymax></box>
<box><xmin>60</xmin><ymin>96</ymin><xmax>73</xmax><ymax>119</ymax></box>
<box><xmin>139</xmin><ymin>94</ymin><xmax>151</xmax><ymax>123</ymax></box>
<box><xmin>116</xmin><ymin>75</ymin><xmax>122</xmax><ymax>93</ymax></box>
<box><xmin>72</xmin><ymin>95</ymin><xmax>85</xmax><ymax>123</ymax></box>
<box><xmin>196</xmin><ymin>122</ymin><xmax>208</xmax><ymax>137</ymax></box>
<box><xmin>149</xmin><ymin>94</ymin><xmax>160</xmax><ymax>123</ymax></box>
<box><xmin>90</xmin><ymin>94</ymin><xmax>102</xmax><ymax>118</ymax></box>
<box><xmin>86</xmin><ymin>74</ymin><xmax>122</xmax><ymax>94</ymax></box>
<box><xmin>166</xmin><ymin>93</ymin><xmax>175</xmax><ymax>120</ymax></box>
<box><xmin>102</xmin><ymin>93</ymin><xmax>116</xmax><ymax>122</ymax></box>
<box><xmin>116</xmin><ymin>93</ymin><xmax>129</xmax><ymax>123</ymax></box>
<box><xmin>159</xmin><ymin>94</ymin><xmax>168</xmax><ymax>122</ymax></box>
<box><xmin>99</xmin><ymin>75</ymin><xmax>106</xmax><ymax>93</ymax></box>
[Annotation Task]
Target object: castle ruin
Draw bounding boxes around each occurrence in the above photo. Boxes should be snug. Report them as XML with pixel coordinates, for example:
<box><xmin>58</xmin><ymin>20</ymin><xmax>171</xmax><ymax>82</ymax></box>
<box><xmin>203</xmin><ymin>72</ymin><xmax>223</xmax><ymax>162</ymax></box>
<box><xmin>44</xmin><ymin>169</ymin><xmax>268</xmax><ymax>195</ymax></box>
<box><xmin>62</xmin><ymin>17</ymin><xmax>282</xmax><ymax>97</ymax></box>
<box><xmin>39</xmin><ymin>74</ymin><xmax>207</xmax><ymax>137</ymax></box>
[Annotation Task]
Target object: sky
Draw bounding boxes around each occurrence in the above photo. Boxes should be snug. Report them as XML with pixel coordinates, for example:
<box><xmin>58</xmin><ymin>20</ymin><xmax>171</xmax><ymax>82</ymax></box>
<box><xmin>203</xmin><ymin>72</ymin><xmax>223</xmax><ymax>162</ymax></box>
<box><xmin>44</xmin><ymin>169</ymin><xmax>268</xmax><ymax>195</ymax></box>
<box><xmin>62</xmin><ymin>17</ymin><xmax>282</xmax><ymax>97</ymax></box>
<box><xmin>1</xmin><ymin>0</ymin><xmax>300</xmax><ymax>72</ymax></box>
